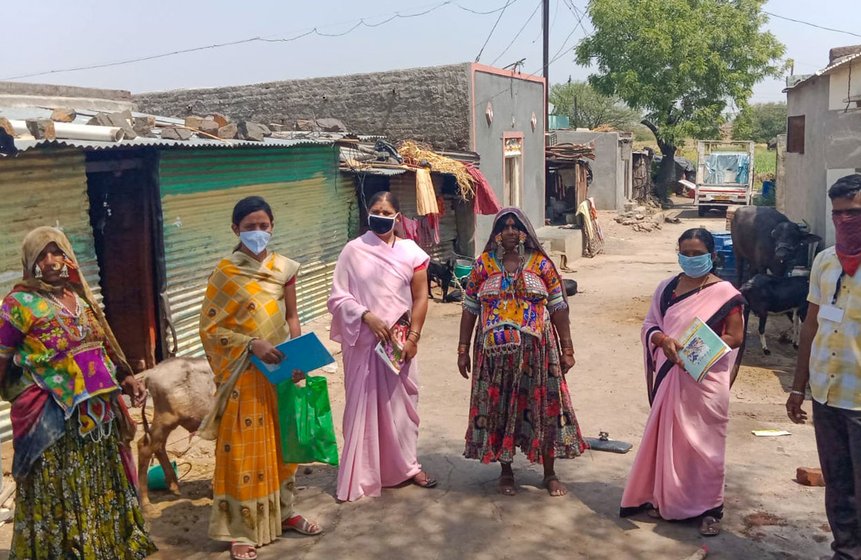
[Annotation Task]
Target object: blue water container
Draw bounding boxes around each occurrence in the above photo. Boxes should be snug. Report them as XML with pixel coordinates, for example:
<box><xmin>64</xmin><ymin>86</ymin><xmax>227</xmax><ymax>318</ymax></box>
<box><xmin>762</xmin><ymin>180</ymin><xmax>775</xmax><ymax>199</ymax></box>
<box><xmin>712</xmin><ymin>232</ymin><xmax>732</xmax><ymax>251</ymax></box>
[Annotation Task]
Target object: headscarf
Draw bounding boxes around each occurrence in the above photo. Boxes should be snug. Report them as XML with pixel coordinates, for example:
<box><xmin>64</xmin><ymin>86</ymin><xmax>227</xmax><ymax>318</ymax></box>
<box><xmin>483</xmin><ymin>207</ymin><xmax>568</xmax><ymax>303</ymax></box>
<box><xmin>15</xmin><ymin>227</ymin><xmax>133</xmax><ymax>379</ymax></box>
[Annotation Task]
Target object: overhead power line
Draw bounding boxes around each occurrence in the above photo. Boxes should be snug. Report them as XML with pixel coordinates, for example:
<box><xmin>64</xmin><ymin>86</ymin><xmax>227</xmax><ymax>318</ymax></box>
<box><xmin>474</xmin><ymin>0</ymin><xmax>520</xmax><ymax>62</ymax></box>
<box><xmin>2</xmin><ymin>0</ymin><xmax>519</xmax><ymax>81</ymax></box>
<box><xmin>492</xmin><ymin>0</ymin><xmax>542</xmax><ymax>65</ymax></box>
<box><xmin>764</xmin><ymin>11</ymin><xmax>861</xmax><ymax>39</ymax></box>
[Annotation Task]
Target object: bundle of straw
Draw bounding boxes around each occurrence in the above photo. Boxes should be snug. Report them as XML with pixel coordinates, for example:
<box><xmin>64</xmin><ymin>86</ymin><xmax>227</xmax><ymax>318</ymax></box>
<box><xmin>398</xmin><ymin>140</ymin><xmax>475</xmax><ymax>199</ymax></box>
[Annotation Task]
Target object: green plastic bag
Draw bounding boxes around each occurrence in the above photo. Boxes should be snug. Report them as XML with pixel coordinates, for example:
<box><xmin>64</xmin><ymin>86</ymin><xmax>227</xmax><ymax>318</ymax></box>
<box><xmin>277</xmin><ymin>375</ymin><xmax>339</xmax><ymax>466</ymax></box>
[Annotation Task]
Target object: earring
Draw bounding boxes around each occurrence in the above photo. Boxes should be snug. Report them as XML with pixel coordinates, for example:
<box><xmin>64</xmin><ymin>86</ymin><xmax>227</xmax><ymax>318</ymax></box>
<box><xmin>517</xmin><ymin>232</ymin><xmax>527</xmax><ymax>257</ymax></box>
<box><xmin>33</xmin><ymin>265</ymin><xmax>43</xmax><ymax>279</ymax></box>
<box><xmin>59</xmin><ymin>264</ymin><xmax>70</xmax><ymax>279</ymax></box>
<box><xmin>494</xmin><ymin>234</ymin><xmax>504</xmax><ymax>259</ymax></box>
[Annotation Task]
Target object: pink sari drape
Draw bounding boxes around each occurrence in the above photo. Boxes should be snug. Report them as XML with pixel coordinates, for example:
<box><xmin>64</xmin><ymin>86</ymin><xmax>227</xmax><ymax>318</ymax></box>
<box><xmin>620</xmin><ymin>277</ymin><xmax>745</xmax><ymax>520</ymax></box>
<box><xmin>328</xmin><ymin>232</ymin><xmax>429</xmax><ymax>502</ymax></box>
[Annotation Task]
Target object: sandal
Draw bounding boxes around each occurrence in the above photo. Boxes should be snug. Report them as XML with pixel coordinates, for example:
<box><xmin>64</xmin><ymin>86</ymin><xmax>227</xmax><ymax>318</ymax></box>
<box><xmin>230</xmin><ymin>542</ymin><xmax>257</xmax><ymax>560</ymax></box>
<box><xmin>699</xmin><ymin>515</ymin><xmax>721</xmax><ymax>537</ymax></box>
<box><xmin>647</xmin><ymin>506</ymin><xmax>662</xmax><ymax>519</ymax></box>
<box><xmin>542</xmin><ymin>475</ymin><xmax>568</xmax><ymax>497</ymax></box>
<box><xmin>497</xmin><ymin>474</ymin><xmax>517</xmax><ymax>496</ymax></box>
<box><xmin>412</xmin><ymin>471</ymin><xmax>438</xmax><ymax>489</ymax></box>
<box><xmin>282</xmin><ymin>514</ymin><xmax>323</xmax><ymax>536</ymax></box>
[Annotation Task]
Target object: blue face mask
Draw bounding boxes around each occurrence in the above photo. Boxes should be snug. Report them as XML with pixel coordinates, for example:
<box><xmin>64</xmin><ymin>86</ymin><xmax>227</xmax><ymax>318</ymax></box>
<box><xmin>678</xmin><ymin>253</ymin><xmax>713</xmax><ymax>278</ymax></box>
<box><xmin>239</xmin><ymin>230</ymin><xmax>271</xmax><ymax>255</ymax></box>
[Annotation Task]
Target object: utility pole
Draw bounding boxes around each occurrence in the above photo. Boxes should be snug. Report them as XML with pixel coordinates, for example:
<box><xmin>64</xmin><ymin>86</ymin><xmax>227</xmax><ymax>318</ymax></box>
<box><xmin>542</xmin><ymin>0</ymin><xmax>550</xmax><ymax>120</ymax></box>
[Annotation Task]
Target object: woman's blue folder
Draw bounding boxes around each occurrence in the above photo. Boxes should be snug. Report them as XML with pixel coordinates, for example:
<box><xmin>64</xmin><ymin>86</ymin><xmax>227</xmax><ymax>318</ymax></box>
<box><xmin>250</xmin><ymin>332</ymin><xmax>336</xmax><ymax>384</ymax></box>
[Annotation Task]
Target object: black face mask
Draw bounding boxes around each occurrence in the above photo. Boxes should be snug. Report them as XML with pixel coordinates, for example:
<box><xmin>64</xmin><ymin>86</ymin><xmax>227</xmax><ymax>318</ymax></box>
<box><xmin>368</xmin><ymin>214</ymin><xmax>397</xmax><ymax>235</ymax></box>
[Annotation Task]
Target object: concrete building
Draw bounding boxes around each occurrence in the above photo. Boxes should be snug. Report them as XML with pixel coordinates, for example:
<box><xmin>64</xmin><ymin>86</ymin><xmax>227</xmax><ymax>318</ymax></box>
<box><xmin>550</xmin><ymin>129</ymin><xmax>632</xmax><ymax>211</ymax></box>
<box><xmin>783</xmin><ymin>45</ymin><xmax>861</xmax><ymax>246</ymax></box>
<box><xmin>136</xmin><ymin>63</ymin><xmax>547</xmax><ymax>252</ymax></box>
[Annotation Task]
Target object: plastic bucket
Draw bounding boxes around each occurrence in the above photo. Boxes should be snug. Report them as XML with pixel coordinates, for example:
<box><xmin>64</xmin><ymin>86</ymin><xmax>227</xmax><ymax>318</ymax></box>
<box><xmin>454</xmin><ymin>259</ymin><xmax>473</xmax><ymax>281</ymax></box>
<box><xmin>147</xmin><ymin>461</ymin><xmax>178</xmax><ymax>491</ymax></box>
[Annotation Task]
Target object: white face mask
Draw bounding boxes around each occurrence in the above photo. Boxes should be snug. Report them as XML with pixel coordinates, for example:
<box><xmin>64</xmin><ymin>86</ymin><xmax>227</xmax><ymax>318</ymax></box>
<box><xmin>239</xmin><ymin>230</ymin><xmax>271</xmax><ymax>255</ymax></box>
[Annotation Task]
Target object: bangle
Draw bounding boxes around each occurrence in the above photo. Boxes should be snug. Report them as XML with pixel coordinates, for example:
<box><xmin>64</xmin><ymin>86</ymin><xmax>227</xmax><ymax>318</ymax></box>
<box><xmin>562</xmin><ymin>348</ymin><xmax>575</xmax><ymax>356</ymax></box>
<box><xmin>457</xmin><ymin>343</ymin><xmax>469</xmax><ymax>354</ymax></box>
<box><xmin>790</xmin><ymin>390</ymin><xmax>805</xmax><ymax>397</ymax></box>
<box><xmin>408</xmin><ymin>330</ymin><xmax>422</xmax><ymax>341</ymax></box>
<box><xmin>360</xmin><ymin>310</ymin><xmax>370</xmax><ymax>322</ymax></box>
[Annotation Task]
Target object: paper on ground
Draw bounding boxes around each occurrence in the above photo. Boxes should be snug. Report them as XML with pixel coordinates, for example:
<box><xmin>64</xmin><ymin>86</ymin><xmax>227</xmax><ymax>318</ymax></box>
<box><xmin>752</xmin><ymin>430</ymin><xmax>792</xmax><ymax>437</ymax></box>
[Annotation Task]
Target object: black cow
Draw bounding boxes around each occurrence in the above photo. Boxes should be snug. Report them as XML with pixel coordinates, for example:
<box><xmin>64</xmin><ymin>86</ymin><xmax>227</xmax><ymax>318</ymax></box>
<box><xmin>731</xmin><ymin>206</ymin><xmax>820</xmax><ymax>286</ymax></box>
<box><xmin>740</xmin><ymin>274</ymin><xmax>810</xmax><ymax>355</ymax></box>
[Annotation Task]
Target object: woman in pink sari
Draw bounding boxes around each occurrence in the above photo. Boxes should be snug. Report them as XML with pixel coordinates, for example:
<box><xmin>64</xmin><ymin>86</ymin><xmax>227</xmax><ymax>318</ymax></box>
<box><xmin>328</xmin><ymin>191</ymin><xmax>437</xmax><ymax>502</ymax></box>
<box><xmin>620</xmin><ymin>228</ymin><xmax>746</xmax><ymax>537</ymax></box>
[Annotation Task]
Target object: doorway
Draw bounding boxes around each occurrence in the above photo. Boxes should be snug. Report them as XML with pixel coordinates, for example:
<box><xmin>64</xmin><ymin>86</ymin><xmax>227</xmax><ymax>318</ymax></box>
<box><xmin>86</xmin><ymin>151</ymin><xmax>160</xmax><ymax>371</ymax></box>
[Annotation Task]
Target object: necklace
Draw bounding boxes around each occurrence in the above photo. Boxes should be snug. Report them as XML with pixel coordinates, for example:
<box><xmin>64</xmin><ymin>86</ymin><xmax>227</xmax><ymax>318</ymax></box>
<box><xmin>44</xmin><ymin>290</ymin><xmax>90</xmax><ymax>342</ymax></box>
<box><xmin>45</xmin><ymin>289</ymin><xmax>81</xmax><ymax>317</ymax></box>
<box><xmin>498</xmin><ymin>251</ymin><xmax>524</xmax><ymax>292</ymax></box>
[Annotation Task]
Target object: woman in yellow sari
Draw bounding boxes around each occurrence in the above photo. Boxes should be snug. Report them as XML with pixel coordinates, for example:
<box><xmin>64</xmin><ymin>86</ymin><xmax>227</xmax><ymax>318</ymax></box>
<box><xmin>199</xmin><ymin>196</ymin><xmax>321</xmax><ymax>560</ymax></box>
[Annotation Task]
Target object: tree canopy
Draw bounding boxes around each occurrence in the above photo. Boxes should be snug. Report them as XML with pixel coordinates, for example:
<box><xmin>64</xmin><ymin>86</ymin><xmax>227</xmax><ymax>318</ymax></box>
<box><xmin>732</xmin><ymin>102</ymin><xmax>787</xmax><ymax>143</ymax></box>
<box><xmin>576</xmin><ymin>0</ymin><xmax>785</xmax><ymax>170</ymax></box>
<box><xmin>550</xmin><ymin>81</ymin><xmax>640</xmax><ymax>131</ymax></box>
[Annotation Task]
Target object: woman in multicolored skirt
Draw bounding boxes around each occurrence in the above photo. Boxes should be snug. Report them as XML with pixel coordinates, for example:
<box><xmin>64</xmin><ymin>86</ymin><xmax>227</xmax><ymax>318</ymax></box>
<box><xmin>0</xmin><ymin>227</ymin><xmax>156</xmax><ymax>559</ymax></box>
<box><xmin>457</xmin><ymin>208</ymin><xmax>585</xmax><ymax>497</ymax></box>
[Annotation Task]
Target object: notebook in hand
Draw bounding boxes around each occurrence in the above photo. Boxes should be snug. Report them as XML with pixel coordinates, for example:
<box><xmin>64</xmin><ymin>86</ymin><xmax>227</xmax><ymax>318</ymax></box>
<box><xmin>250</xmin><ymin>332</ymin><xmax>335</xmax><ymax>385</ymax></box>
<box><xmin>677</xmin><ymin>317</ymin><xmax>731</xmax><ymax>382</ymax></box>
<box><xmin>374</xmin><ymin>313</ymin><xmax>411</xmax><ymax>375</ymax></box>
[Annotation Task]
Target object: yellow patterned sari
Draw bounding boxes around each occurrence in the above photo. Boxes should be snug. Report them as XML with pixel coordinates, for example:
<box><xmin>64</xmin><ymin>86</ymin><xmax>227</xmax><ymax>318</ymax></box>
<box><xmin>198</xmin><ymin>251</ymin><xmax>299</xmax><ymax>547</ymax></box>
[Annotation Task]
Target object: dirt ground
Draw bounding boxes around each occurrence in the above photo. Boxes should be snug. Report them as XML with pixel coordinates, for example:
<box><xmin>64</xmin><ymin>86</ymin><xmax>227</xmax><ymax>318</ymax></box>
<box><xmin>0</xmin><ymin>204</ymin><xmax>832</xmax><ymax>559</ymax></box>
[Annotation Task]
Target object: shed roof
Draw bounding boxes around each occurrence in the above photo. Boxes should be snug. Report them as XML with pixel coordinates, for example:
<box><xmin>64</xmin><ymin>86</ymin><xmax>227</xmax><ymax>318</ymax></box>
<box><xmin>784</xmin><ymin>51</ymin><xmax>861</xmax><ymax>92</ymax></box>
<box><xmin>0</xmin><ymin>106</ymin><xmax>334</xmax><ymax>155</ymax></box>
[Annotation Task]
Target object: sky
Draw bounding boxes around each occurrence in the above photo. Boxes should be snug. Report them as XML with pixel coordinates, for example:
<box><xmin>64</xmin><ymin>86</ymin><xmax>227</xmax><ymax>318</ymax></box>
<box><xmin>4</xmin><ymin>0</ymin><xmax>860</xmax><ymax>106</ymax></box>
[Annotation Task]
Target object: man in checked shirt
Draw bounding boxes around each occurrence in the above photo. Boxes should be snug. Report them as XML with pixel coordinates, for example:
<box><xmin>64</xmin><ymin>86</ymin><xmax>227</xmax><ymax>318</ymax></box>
<box><xmin>788</xmin><ymin>173</ymin><xmax>861</xmax><ymax>560</ymax></box>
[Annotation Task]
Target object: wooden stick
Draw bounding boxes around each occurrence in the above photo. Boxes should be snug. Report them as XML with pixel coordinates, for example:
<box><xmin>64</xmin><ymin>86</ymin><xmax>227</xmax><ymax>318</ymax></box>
<box><xmin>158</xmin><ymin>123</ymin><xmax>231</xmax><ymax>144</ymax></box>
<box><xmin>0</xmin><ymin>480</ymin><xmax>16</xmax><ymax>508</ymax></box>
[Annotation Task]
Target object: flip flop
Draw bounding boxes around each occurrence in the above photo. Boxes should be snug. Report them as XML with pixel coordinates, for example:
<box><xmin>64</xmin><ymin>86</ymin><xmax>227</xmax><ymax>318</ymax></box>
<box><xmin>542</xmin><ymin>475</ymin><xmax>568</xmax><ymax>497</ymax></box>
<box><xmin>282</xmin><ymin>514</ymin><xmax>323</xmax><ymax>536</ymax></box>
<box><xmin>647</xmin><ymin>507</ymin><xmax>662</xmax><ymax>519</ymax></box>
<box><xmin>412</xmin><ymin>471</ymin><xmax>438</xmax><ymax>489</ymax></box>
<box><xmin>699</xmin><ymin>515</ymin><xmax>721</xmax><ymax>537</ymax></box>
<box><xmin>498</xmin><ymin>474</ymin><xmax>516</xmax><ymax>496</ymax></box>
<box><xmin>230</xmin><ymin>542</ymin><xmax>257</xmax><ymax>560</ymax></box>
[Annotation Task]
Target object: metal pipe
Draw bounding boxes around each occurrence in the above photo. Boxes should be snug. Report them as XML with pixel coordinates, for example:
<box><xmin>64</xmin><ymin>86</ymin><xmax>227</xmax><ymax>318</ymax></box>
<box><xmin>8</xmin><ymin>119</ymin><xmax>124</xmax><ymax>142</ymax></box>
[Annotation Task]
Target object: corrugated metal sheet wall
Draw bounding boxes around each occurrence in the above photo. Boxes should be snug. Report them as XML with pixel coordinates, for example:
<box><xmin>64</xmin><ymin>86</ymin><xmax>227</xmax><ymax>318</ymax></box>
<box><xmin>0</xmin><ymin>147</ymin><xmax>102</xmax><ymax>442</ymax></box>
<box><xmin>159</xmin><ymin>146</ymin><xmax>355</xmax><ymax>356</ymax></box>
<box><xmin>390</xmin><ymin>174</ymin><xmax>459</xmax><ymax>262</ymax></box>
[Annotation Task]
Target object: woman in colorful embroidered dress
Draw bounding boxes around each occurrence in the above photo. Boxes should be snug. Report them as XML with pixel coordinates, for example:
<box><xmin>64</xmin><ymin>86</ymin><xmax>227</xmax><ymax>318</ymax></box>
<box><xmin>0</xmin><ymin>226</ymin><xmax>156</xmax><ymax>559</ymax></box>
<box><xmin>620</xmin><ymin>228</ymin><xmax>746</xmax><ymax>537</ymax></box>
<box><xmin>457</xmin><ymin>207</ymin><xmax>585</xmax><ymax>497</ymax></box>
<box><xmin>198</xmin><ymin>197</ymin><xmax>321</xmax><ymax>560</ymax></box>
<box><xmin>328</xmin><ymin>191</ymin><xmax>437</xmax><ymax>502</ymax></box>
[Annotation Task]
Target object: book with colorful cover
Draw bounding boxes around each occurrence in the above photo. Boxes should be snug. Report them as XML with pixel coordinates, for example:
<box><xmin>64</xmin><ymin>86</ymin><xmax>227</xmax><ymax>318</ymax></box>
<box><xmin>374</xmin><ymin>313</ymin><xmax>411</xmax><ymax>375</ymax></box>
<box><xmin>678</xmin><ymin>317</ymin><xmax>731</xmax><ymax>382</ymax></box>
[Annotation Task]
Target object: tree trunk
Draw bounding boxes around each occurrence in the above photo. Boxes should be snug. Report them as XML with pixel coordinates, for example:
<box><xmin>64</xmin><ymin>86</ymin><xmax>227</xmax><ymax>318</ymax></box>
<box><xmin>641</xmin><ymin>119</ymin><xmax>677</xmax><ymax>202</ymax></box>
<box><xmin>656</xmin><ymin>144</ymin><xmax>677</xmax><ymax>201</ymax></box>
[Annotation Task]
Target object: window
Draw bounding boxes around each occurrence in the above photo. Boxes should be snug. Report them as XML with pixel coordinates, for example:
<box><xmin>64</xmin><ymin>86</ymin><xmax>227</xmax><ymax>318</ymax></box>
<box><xmin>787</xmin><ymin>115</ymin><xmax>805</xmax><ymax>154</ymax></box>
<box><xmin>503</xmin><ymin>137</ymin><xmax>523</xmax><ymax>207</ymax></box>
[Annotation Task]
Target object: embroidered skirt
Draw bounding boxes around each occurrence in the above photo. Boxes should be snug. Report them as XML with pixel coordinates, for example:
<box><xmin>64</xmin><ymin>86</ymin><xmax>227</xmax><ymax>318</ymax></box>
<box><xmin>464</xmin><ymin>324</ymin><xmax>586</xmax><ymax>464</ymax></box>
<box><xmin>10</xmin><ymin>417</ymin><xmax>156</xmax><ymax>560</ymax></box>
